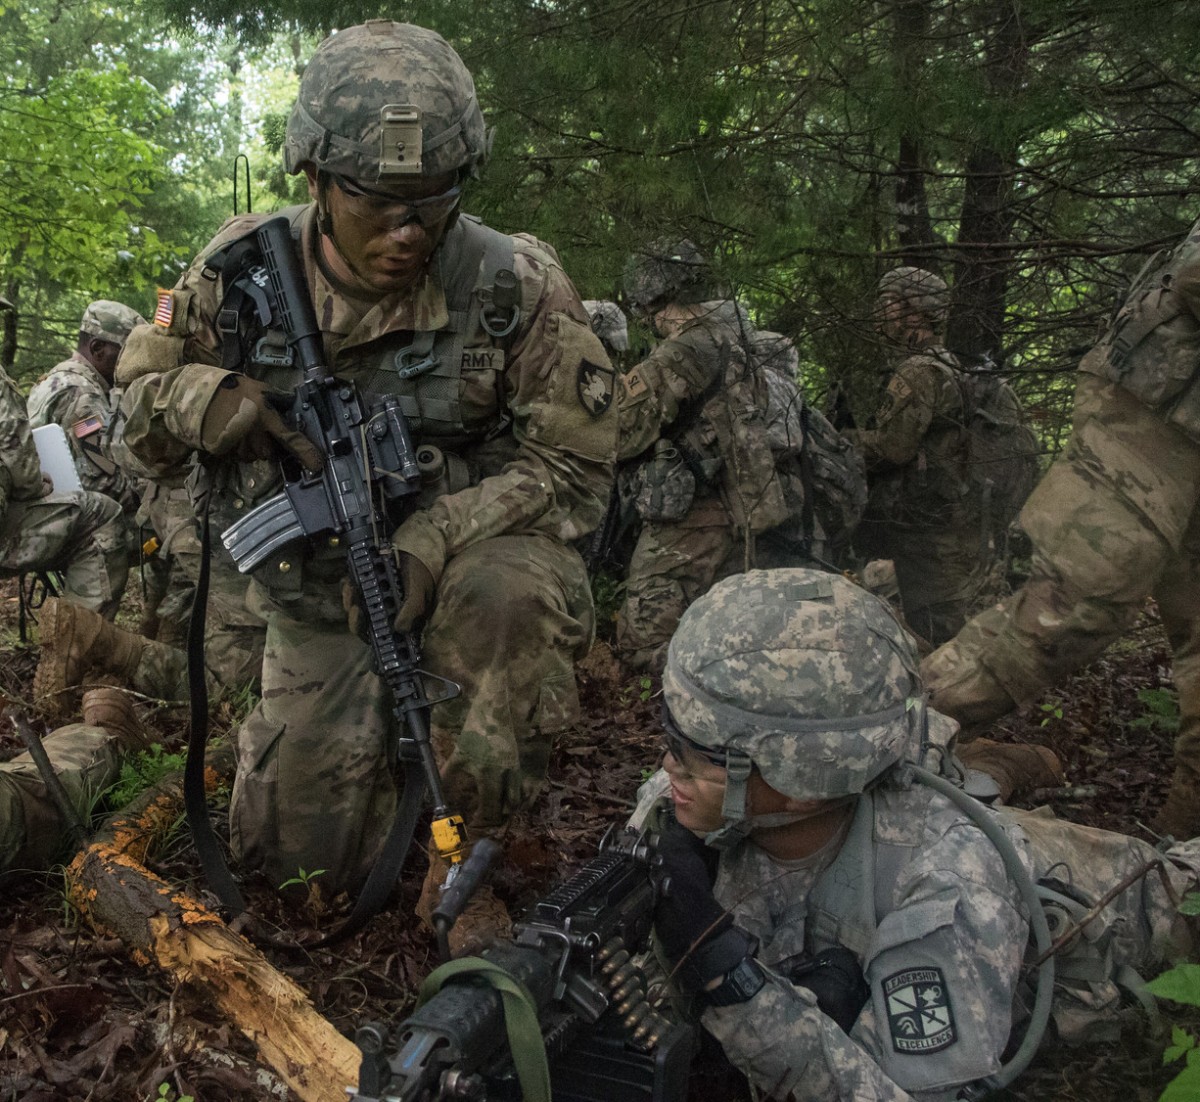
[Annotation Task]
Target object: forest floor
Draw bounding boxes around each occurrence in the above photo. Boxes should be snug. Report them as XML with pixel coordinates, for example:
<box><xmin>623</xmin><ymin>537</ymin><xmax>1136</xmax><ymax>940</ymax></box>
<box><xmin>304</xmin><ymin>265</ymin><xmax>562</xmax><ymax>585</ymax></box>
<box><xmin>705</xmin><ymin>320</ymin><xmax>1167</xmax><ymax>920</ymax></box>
<box><xmin>0</xmin><ymin>576</ymin><xmax>1196</xmax><ymax>1102</ymax></box>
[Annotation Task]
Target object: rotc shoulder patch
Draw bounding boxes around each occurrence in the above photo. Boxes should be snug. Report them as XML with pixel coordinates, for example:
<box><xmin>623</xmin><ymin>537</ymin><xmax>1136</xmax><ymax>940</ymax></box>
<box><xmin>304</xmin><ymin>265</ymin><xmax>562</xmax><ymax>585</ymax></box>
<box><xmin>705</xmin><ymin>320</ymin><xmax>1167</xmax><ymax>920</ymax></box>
<box><xmin>577</xmin><ymin>358</ymin><xmax>615</xmax><ymax>417</ymax></box>
<box><xmin>884</xmin><ymin>968</ymin><xmax>956</xmax><ymax>1054</ymax></box>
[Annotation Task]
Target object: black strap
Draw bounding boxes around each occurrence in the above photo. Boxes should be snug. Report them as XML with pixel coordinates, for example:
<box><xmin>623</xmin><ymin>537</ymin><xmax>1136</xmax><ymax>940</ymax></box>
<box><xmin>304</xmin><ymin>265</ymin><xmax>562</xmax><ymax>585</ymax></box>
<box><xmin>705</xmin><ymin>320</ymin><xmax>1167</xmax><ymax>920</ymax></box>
<box><xmin>798</xmin><ymin>403</ymin><xmax>816</xmax><ymax>556</ymax></box>
<box><xmin>183</xmin><ymin>494</ymin><xmax>431</xmax><ymax>947</ymax></box>
<box><xmin>183</xmin><ymin>496</ymin><xmax>247</xmax><ymax>913</ymax></box>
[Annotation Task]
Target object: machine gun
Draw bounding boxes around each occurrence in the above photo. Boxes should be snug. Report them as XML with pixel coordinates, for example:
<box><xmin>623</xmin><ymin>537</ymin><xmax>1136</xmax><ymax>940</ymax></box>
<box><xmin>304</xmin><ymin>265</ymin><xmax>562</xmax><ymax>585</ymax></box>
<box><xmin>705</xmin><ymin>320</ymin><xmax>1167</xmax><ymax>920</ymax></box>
<box><xmin>350</xmin><ymin>827</ymin><xmax>696</xmax><ymax>1102</ymax></box>
<box><xmin>203</xmin><ymin>215</ymin><xmax>467</xmax><ymax>929</ymax></box>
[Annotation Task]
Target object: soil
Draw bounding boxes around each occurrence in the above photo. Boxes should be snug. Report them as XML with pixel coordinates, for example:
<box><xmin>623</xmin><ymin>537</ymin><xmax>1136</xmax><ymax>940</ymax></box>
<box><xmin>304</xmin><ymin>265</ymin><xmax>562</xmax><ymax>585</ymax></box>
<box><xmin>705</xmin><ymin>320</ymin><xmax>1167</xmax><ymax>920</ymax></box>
<box><xmin>0</xmin><ymin>581</ymin><xmax>1195</xmax><ymax>1102</ymax></box>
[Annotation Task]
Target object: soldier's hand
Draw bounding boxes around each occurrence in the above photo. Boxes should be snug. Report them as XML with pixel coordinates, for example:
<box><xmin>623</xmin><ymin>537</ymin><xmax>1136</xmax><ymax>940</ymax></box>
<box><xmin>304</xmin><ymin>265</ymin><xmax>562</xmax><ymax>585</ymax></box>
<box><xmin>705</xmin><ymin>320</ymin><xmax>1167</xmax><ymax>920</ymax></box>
<box><xmin>38</xmin><ymin>475</ymin><xmax>53</xmax><ymax>498</ymax></box>
<box><xmin>655</xmin><ymin>809</ymin><xmax>755</xmax><ymax>995</ymax></box>
<box><xmin>784</xmin><ymin>946</ymin><xmax>870</xmax><ymax>1033</ymax></box>
<box><xmin>200</xmin><ymin>373</ymin><xmax>324</xmax><ymax>470</ymax></box>
<box><xmin>392</xmin><ymin>551</ymin><xmax>436</xmax><ymax>634</ymax></box>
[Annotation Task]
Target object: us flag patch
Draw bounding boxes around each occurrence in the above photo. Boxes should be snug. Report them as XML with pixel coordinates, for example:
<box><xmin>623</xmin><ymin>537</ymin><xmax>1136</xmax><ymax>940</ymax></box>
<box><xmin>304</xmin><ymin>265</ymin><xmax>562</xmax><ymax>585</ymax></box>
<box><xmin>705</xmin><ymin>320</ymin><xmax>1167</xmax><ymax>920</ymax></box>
<box><xmin>153</xmin><ymin>289</ymin><xmax>175</xmax><ymax>329</ymax></box>
<box><xmin>73</xmin><ymin>416</ymin><xmax>103</xmax><ymax>439</ymax></box>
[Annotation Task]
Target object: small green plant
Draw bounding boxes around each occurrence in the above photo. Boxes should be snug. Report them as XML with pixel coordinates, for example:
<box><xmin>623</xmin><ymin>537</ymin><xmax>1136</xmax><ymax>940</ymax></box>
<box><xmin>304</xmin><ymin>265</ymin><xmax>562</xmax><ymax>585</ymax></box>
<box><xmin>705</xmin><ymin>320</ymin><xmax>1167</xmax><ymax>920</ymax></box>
<box><xmin>279</xmin><ymin>866</ymin><xmax>327</xmax><ymax>892</ymax></box>
<box><xmin>109</xmin><ymin>744</ymin><xmax>187</xmax><ymax>808</ymax></box>
<box><xmin>1131</xmin><ymin>687</ymin><xmax>1182</xmax><ymax>736</ymax></box>
<box><xmin>1149</xmin><ymin>892</ymin><xmax>1200</xmax><ymax>1100</ymax></box>
<box><xmin>155</xmin><ymin>1083</ymin><xmax>195</xmax><ymax>1102</ymax></box>
<box><xmin>639</xmin><ymin>676</ymin><xmax>653</xmax><ymax>703</ymax></box>
<box><xmin>589</xmin><ymin>569</ymin><xmax>623</xmax><ymax>634</ymax></box>
<box><xmin>1038</xmin><ymin>700</ymin><xmax>1063</xmax><ymax>727</ymax></box>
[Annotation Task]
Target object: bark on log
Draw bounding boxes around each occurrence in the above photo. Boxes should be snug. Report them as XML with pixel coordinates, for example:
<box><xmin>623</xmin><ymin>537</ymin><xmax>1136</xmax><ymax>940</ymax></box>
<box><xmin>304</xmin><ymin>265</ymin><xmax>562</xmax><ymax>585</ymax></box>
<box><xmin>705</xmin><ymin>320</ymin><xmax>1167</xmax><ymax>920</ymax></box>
<box><xmin>65</xmin><ymin>747</ymin><xmax>362</xmax><ymax>1102</ymax></box>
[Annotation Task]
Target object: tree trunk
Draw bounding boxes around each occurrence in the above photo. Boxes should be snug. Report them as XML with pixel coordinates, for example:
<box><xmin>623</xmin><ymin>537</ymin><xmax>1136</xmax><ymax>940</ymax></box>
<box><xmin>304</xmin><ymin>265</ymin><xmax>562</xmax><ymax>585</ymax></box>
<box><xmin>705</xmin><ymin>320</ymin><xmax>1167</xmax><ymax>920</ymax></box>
<box><xmin>893</xmin><ymin>0</ymin><xmax>940</xmax><ymax>273</ymax></box>
<box><xmin>65</xmin><ymin>754</ymin><xmax>362</xmax><ymax>1102</ymax></box>
<box><xmin>946</xmin><ymin>0</ymin><xmax>1030</xmax><ymax>366</ymax></box>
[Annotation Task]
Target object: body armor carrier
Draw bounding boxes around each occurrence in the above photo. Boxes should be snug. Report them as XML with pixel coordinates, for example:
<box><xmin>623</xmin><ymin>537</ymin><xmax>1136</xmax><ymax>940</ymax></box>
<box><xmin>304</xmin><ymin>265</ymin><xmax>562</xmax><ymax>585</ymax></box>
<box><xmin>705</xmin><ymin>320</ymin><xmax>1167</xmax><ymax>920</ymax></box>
<box><xmin>1081</xmin><ymin>216</ymin><xmax>1200</xmax><ymax>442</ymax></box>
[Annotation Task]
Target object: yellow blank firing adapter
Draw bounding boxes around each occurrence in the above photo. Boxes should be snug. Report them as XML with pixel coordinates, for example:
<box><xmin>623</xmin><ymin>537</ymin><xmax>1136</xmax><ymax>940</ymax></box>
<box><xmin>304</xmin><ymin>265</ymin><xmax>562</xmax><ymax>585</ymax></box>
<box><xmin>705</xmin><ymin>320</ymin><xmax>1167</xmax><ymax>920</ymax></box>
<box><xmin>431</xmin><ymin>812</ymin><xmax>468</xmax><ymax>866</ymax></box>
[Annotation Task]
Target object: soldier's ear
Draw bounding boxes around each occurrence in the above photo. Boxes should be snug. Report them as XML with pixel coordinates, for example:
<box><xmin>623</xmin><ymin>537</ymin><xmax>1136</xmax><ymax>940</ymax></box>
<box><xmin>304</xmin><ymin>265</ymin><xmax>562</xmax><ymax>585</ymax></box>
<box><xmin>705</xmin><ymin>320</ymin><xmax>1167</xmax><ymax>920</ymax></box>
<box><xmin>303</xmin><ymin>166</ymin><xmax>319</xmax><ymax>199</ymax></box>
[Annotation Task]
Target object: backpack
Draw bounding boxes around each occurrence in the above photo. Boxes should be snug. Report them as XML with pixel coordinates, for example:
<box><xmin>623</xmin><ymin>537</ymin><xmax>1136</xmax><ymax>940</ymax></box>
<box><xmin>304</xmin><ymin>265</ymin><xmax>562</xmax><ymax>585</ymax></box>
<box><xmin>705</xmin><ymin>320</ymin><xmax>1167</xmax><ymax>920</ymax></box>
<box><xmin>758</xmin><ymin>360</ymin><xmax>867</xmax><ymax>556</ymax></box>
<box><xmin>958</xmin><ymin>369</ymin><xmax>1040</xmax><ymax>539</ymax></box>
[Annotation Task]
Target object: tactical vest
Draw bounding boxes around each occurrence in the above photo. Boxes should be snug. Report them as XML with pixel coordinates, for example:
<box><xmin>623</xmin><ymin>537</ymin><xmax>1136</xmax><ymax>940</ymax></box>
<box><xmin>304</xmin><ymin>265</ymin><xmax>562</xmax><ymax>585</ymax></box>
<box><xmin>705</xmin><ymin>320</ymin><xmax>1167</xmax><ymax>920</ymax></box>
<box><xmin>207</xmin><ymin>208</ymin><xmax>518</xmax><ymax>596</ymax></box>
<box><xmin>1080</xmin><ymin>216</ymin><xmax>1200</xmax><ymax>442</ymax></box>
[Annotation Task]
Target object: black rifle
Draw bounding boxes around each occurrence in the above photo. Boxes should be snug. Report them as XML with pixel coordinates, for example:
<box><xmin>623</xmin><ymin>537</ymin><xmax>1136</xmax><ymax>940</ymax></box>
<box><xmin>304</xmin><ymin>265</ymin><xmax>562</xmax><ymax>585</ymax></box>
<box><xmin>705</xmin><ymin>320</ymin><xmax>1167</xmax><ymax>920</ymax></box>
<box><xmin>204</xmin><ymin>215</ymin><xmax>467</xmax><ymax>936</ymax></box>
<box><xmin>351</xmin><ymin>828</ymin><xmax>696</xmax><ymax>1102</ymax></box>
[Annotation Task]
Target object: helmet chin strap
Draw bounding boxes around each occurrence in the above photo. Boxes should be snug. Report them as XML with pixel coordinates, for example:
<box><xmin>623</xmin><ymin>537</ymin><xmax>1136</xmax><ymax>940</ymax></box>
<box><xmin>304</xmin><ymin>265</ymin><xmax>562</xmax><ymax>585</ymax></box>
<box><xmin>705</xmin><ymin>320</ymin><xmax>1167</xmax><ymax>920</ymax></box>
<box><xmin>703</xmin><ymin>749</ymin><xmax>754</xmax><ymax>850</ymax></box>
<box><xmin>702</xmin><ymin>749</ymin><xmax>858</xmax><ymax>849</ymax></box>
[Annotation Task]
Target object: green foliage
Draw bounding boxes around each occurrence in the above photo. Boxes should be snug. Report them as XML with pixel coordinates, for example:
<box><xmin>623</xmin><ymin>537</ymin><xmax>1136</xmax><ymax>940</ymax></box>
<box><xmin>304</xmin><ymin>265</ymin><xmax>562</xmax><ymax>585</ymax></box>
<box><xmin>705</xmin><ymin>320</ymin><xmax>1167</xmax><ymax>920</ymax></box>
<box><xmin>155</xmin><ymin>1084</ymin><xmax>195</xmax><ymax>1102</ymax></box>
<box><xmin>108</xmin><ymin>744</ymin><xmax>187</xmax><ymax>809</ymax></box>
<box><xmin>278</xmin><ymin>866</ymin><xmax>326</xmax><ymax>892</ymax></box>
<box><xmin>1131</xmin><ymin>688</ymin><xmax>1182</xmax><ymax>736</ymax></box>
<box><xmin>1038</xmin><ymin>700</ymin><xmax>1063</xmax><ymax>727</ymax></box>
<box><xmin>1149</xmin><ymin>901</ymin><xmax>1200</xmax><ymax>1100</ymax></box>
<box><xmin>589</xmin><ymin>569</ymin><xmax>623</xmax><ymax>636</ymax></box>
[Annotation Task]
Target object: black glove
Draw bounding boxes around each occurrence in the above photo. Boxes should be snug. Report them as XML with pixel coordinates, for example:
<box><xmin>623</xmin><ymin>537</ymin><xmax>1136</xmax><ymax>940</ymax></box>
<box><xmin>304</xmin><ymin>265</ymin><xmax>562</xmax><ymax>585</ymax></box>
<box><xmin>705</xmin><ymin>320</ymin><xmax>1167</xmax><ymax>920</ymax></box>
<box><xmin>655</xmin><ymin>810</ymin><xmax>754</xmax><ymax>995</ymax></box>
<box><xmin>784</xmin><ymin>946</ymin><xmax>870</xmax><ymax>1033</ymax></box>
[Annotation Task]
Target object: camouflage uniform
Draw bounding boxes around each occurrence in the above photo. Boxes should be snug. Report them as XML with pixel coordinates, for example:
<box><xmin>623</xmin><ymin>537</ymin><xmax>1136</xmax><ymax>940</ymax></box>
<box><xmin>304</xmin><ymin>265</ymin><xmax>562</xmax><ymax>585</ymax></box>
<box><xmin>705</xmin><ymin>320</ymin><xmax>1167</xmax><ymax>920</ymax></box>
<box><xmin>0</xmin><ymin>364</ymin><xmax>126</xmax><ymax>615</ymax></box>
<box><xmin>631</xmin><ymin>568</ymin><xmax>1200</xmax><ymax>1099</ymax></box>
<box><xmin>0</xmin><ymin>723</ymin><xmax>121</xmax><ymax>874</ymax></box>
<box><xmin>27</xmin><ymin>301</ymin><xmax>145</xmax><ymax>511</ymax></box>
<box><xmin>616</xmin><ymin>299</ymin><xmax>787</xmax><ymax>670</ymax></box>
<box><xmin>118</xmin><ymin>43</ymin><xmax>614</xmax><ymax>890</ymax></box>
<box><xmin>921</xmin><ymin>218</ymin><xmax>1200</xmax><ymax>831</ymax></box>
<box><xmin>632</xmin><ymin>768</ymin><xmax>1199</xmax><ymax>1099</ymax></box>
<box><xmin>851</xmin><ymin>340</ymin><xmax>980</xmax><ymax>645</ymax></box>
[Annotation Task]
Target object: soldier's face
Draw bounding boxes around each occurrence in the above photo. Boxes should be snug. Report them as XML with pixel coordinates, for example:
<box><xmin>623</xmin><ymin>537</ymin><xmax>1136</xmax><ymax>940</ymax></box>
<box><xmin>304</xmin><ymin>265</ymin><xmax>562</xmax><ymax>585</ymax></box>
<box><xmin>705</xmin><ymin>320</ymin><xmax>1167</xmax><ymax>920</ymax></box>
<box><xmin>662</xmin><ymin>744</ymin><xmax>729</xmax><ymax>834</ymax></box>
<box><xmin>88</xmin><ymin>339</ymin><xmax>121</xmax><ymax>382</ymax></box>
<box><xmin>308</xmin><ymin>168</ymin><xmax>460</xmax><ymax>296</ymax></box>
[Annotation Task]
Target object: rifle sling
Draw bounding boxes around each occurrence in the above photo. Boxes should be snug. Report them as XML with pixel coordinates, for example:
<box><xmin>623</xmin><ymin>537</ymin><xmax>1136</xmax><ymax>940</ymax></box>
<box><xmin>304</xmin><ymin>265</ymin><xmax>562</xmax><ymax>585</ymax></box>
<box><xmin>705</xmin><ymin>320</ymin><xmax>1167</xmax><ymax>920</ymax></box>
<box><xmin>183</xmin><ymin>495</ymin><xmax>247</xmax><ymax>914</ymax></box>
<box><xmin>417</xmin><ymin>958</ymin><xmax>552</xmax><ymax>1102</ymax></box>
<box><xmin>183</xmin><ymin>497</ymin><xmax>430</xmax><ymax>947</ymax></box>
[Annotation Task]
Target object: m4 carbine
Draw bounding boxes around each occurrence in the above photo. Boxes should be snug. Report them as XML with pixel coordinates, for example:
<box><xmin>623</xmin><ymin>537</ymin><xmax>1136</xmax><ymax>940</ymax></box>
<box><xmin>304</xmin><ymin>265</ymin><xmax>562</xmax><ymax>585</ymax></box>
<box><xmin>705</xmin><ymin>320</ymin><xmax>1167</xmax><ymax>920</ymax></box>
<box><xmin>351</xmin><ymin>828</ymin><xmax>696</xmax><ymax>1102</ymax></box>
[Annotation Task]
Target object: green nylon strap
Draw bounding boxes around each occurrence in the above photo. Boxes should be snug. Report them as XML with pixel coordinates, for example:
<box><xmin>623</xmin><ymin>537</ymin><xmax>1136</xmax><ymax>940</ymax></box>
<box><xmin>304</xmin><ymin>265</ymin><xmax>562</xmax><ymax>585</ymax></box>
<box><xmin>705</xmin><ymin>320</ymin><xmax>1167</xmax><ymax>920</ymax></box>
<box><xmin>416</xmin><ymin>957</ymin><xmax>552</xmax><ymax>1102</ymax></box>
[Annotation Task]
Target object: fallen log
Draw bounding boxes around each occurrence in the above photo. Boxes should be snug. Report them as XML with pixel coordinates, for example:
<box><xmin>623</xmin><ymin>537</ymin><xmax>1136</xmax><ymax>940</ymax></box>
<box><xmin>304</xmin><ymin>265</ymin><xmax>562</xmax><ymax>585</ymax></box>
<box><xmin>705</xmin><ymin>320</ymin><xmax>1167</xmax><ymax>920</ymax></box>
<box><xmin>65</xmin><ymin>746</ymin><xmax>362</xmax><ymax>1102</ymax></box>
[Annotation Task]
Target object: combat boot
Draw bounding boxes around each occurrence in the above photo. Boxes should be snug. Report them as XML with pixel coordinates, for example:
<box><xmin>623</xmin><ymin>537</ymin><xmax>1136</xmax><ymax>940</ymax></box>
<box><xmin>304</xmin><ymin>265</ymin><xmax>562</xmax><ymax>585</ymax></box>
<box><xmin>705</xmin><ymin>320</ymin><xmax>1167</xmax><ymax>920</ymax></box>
<box><xmin>956</xmin><ymin>737</ymin><xmax>1064</xmax><ymax>802</ymax></box>
<box><xmin>34</xmin><ymin>598</ymin><xmax>146</xmax><ymax>711</ymax></box>
<box><xmin>81</xmin><ymin>686</ymin><xmax>152</xmax><ymax>752</ymax></box>
<box><xmin>417</xmin><ymin>846</ymin><xmax>513</xmax><ymax>959</ymax></box>
<box><xmin>1155</xmin><ymin>766</ymin><xmax>1200</xmax><ymax>841</ymax></box>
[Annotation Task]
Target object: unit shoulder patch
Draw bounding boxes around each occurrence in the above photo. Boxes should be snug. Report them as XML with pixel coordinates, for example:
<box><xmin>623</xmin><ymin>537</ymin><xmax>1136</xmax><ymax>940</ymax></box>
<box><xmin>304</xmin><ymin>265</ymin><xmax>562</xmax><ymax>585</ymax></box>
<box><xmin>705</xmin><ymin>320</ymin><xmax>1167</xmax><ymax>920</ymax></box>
<box><xmin>884</xmin><ymin>967</ymin><xmax>957</xmax><ymax>1055</ymax></box>
<box><xmin>577</xmin><ymin>358</ymin><xmax>615</xmax><ymax>417</ymax></box>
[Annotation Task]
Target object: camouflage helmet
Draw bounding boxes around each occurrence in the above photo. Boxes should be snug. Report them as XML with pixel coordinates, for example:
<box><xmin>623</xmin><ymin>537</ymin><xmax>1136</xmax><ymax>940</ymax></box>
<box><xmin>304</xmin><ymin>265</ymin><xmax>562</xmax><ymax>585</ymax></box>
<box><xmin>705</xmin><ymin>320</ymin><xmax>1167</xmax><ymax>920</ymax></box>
<box><xmin>876</xmin><ymin>266</ymin><xmax>950</xmax><ymax>327</ymax></box>
<box><xmin>582</xmin><ymin>300</ymin><xmax>629</xmax><ymax>353</ymax></box>
<box><xmin>283</xmin><ymin>21</ymin><xmax>489</xmax><ymax>185</ymax></box>
<box><xmin>663</xmin><ymin>568</ymin><xmax>924</xmax><ymax>805</ymax></box>
<box><xmin>80</xmin><ymin>301</ymin><xmax>146</xmax><ymax>348</ymax></box>
<box><xmin>622</xmin><ymin>239</ymin><xmax>712</xmax><ymax>310</ymax></box>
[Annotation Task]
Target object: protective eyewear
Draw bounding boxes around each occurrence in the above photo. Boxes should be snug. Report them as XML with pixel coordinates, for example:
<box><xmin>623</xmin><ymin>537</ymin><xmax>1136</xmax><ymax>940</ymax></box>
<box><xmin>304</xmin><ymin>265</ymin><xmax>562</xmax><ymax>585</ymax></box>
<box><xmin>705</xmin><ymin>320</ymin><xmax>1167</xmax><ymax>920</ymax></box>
<box><xmin>329</xmin><ymin>173</ymin><xmax>462</xmax><ymax>231</ymax></box>
<box><xmin>661</xmin><ymin>702</ymin><xmax>729</xmax><ymax>767</ymax></box>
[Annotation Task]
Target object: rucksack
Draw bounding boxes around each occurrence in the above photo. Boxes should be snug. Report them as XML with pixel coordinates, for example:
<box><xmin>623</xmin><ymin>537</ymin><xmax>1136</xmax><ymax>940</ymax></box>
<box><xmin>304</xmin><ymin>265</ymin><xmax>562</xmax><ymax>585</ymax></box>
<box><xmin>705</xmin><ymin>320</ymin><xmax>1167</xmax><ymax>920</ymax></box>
<box><xmin>758</xmin><ymin>360</ymin><xmax>867</xmax><ymax>557</ymax></box>
<box><xmin>958</xmin><ymin>369</ymin><xmax>1040</xmax><ymax>539</ymax></box>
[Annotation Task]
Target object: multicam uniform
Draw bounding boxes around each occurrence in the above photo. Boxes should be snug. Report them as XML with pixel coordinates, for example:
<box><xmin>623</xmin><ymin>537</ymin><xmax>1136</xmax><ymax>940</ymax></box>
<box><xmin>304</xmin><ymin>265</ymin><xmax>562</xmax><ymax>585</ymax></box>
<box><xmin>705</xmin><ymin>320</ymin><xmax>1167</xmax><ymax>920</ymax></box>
<box><xmin>118</xmin><ymin>204</ymin><xmax>615</xmax><ymax>891</ymax></box>
<box><xmin>0</xmin><ymin>365</ymin><xmax>127</xmax><ymax>615</ymax></box>
<box><xmin>28</xmin><ymin>353</ymin><xmax>138</xmax><ymax>511</ymax></box>
<box><xmin>0</xmin><ymin>723</ymin><xmax>123</xmax><ymax>874</ymax></box>
<box><xmin>632</xmin><ymin>766</ymin><xmax>1199</xmax><ymax>1100</ymax></box>
<box><xmin>921</xmin><ymin>216</ymin><xmax>1200</xmax><ymax>829</ymax></box>
<box><xmin>851</xmin><ymin>343</ymin><xmax>981</xmax><ymax>645</ymax></box>
<box><xmin>616</xmin><ymin>300</ymin><xmax>787</xmax><ymax>670</ymax></box>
